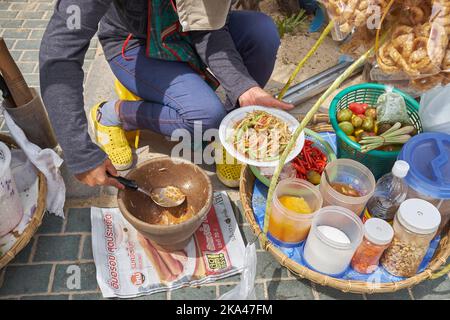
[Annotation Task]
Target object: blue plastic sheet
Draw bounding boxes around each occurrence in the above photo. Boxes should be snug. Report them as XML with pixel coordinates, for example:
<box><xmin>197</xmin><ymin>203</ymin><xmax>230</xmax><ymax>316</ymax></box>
<box><xmin>251</xmin><ymin>178</ymin><xmax>440</xmax><ymax>283</ymax></box>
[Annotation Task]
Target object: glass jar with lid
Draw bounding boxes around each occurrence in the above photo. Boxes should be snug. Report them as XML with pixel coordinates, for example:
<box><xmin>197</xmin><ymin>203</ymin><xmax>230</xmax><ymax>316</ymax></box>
<box><xmin>381</xmin><ymin>199</ymin><xmax>441</xmax><ymax>277</ymax></box>
<box><xmin>351</xmin><ymin>218</ymin><xmax>394</xmax><ymax>274</ymax></box>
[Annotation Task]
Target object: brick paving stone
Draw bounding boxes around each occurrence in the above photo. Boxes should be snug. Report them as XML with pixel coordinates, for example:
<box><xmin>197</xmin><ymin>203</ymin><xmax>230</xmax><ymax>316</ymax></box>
<box><xmin>0</xmin><ymin>3</ymin><xmax>11</xmax><ymax>10</ymax></box>
<box><xmin>71</xmin><ymin>292</ymin><xmax>104</xmax><ymax>300</ymax></box>
<box><xmin>21</xmin><ymin>294</ymin><xmax>70</xmax><ymax>300</ymax></box>
<box><xmin>256</xmin><ymin>252</ymin><xmax>288</xmax><ymax>280</ymax></box>
<box><xmin>411</xmin><ymin>276</ymin><xmax>450</xmax><ymax>300</ymax></box>
<box><xmin>241</xmin><ymin>225</ymin><xmax>260</xmax><ymax>249</ymax></box>
<box><xmin>20</xmin><ymin>50</ymin><xmax>39</xmax><ymax>61</ymax></box>
<box><xmin>17</xmin><ymin>61</ymin><xmax>37</xmax><ymax>73</ymax></box>
<box><xmin>0</xmin><ymin>19</ymin><xmax>24</xmax><ymax>28</ymax></box>
<box><xmin>171</xmin><ymin>286</ymin><xmax>217</xmax><ymax>300</ymax></box>
<box><xmin>15</xmin><ymin>39</ymin><xmax>41</xmax><ymax>50</ymax></box>
<box><xmin>215</xmin><ymin>273</ymin><xmax>241</xmax><ymax>284</ymax></box>
<box><xmin>65</xmin><ymin>208</ymin><xmax>91</xmax><ymax>233</ymax></box>
<box><xmin>0</xmin><ymin>10</ymin><xmax>18</xmax><ymax>18</ymax></box>
<box><xmin>33</xmin><ymin>235</ymin><xmax>81</xmax><ymax>262</ymax></box>
<box><xmin>0</xmin><ymin>264</ymin><xmax>53</xmax><ymax>296</ymax></box>
<box><xmin>29</xmin><ymin>29</ymin><xmax>45</xmax><ymax>39</ymax></box>
<box><xmin>313</xmin><ymin>284</ymin><xmax>364</xmax><ymax>300</ymax></box>
<box><xmin>218</xmin><ymin>283</ymin><xmax>265</xmax><ymax>300</ymax></box>
<box><xmin>267</xmin><ymin>279</ymin><xmax>315</xmax><ymax>300</ymax></box>
<box><xmin>2</xmin><ymin>29</ymin><xmax>30</xmax><ymax>39</ymax></box>
<box><xmin>82</xmin><ymin>235</ymin><xmax>93</xmax><ymax>260</ymax></box>
<box><xmin>23</xmin><ymin>19</ymin><xmax>49</xmax><ymax>28</ymax></box>
<box><xmin>10</xmin><ymin>238</ymin><xmax>35</xmax><ymax>264</ymax></box>
<box><xmin>16</xmin><ymin>10</ymin><xmax>46</xmax><ymax>19</ymax></box>
<box><xmin>52</xmin><ymin>262</ymin><xmax>98</xmax><ymax>293</ymax></box>
<box><xmin>36</xmin><ymin>212</ymin><xmax>64</xmax><ymax>234</ymax></box>
<box><xmin>131</xmin><ymin>291</ymin><xmax>167</xmax><ymax>300</ymax></box>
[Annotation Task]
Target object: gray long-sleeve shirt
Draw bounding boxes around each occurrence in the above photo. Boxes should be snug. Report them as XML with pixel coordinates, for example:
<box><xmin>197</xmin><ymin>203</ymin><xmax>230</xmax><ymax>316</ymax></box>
<box><xmin>39</xmin><ymin>0</ymin><xmax>258</xmax><ymax>174</ymax></box>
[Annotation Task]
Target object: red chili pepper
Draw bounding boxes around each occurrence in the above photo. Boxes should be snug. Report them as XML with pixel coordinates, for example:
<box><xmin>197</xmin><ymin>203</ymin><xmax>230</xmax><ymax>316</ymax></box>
<box><xmin>348</xmin><ymin>102</ymin><xmax>368</xmax><ymax>115</ymax></box>
<box><xmin>293</xmin><ymin>140</ymin><xmax>328</xmax><ymax>182</ymax></box>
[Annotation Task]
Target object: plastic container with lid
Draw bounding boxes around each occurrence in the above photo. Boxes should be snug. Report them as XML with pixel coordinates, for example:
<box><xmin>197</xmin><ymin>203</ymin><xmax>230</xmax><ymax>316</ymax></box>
<box><xmin>381</xmin><ymin>199</ymin><xmax>441</xmax><ymax>277</ymax></box>
<box><xmin>269</xmin><ymin>178</ymin><xmax>323</xmax><ymax>246</ymax></box>
<box><xmin>319</xmin><ymin>159</ymin><xmax>376</xmax><ymax>216</ymax></box>
<box><xmin>351</xmin><ymin>218</ymin><xmax>394</xmax><ymax>274</ymax></box>
<box><xmin>398</xmin><ymin>132</ymin><xmax>450</xmax><ymax>234</ymax></box>
<box><xmin>303</xmin><ymin>206</ymin><xmax>364</xmax><ymax>276</ymax></box>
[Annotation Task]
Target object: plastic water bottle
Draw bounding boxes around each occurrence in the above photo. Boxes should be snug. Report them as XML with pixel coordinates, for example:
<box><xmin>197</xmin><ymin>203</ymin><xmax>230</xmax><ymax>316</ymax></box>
<box><xmin>363</xmin><ymin>160</ymin><xmax>410</xmax><ymax>223</ymax></box>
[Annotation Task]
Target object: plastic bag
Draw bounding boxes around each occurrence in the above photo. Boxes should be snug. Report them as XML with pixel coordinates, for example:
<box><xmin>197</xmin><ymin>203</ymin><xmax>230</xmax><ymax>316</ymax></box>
<box><xmin>419</xmin><ymin>84</ymin><xmax>450</xmax><ymax>134</ymax></box>
<box><xmin>376</xmin><ymin>86</ymin><xmax>410</xmax><ymax>125</ymax></box>
<box><xmin>218</xmin><ymin>243</ymin><xmax>257</xmax><ymax>300</ymax></box>
<box><xmin>371</xmin><ymin>0</ymin><xmax>450</xmax><ymax>92</ymax></box>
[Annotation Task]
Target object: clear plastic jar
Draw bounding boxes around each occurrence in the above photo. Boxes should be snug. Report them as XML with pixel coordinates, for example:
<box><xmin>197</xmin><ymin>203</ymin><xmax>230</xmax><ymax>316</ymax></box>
<box><xmin>303</xmin><ymin>206</ymin><xmax>364</xmax><ymax>275</ymax></box>
<box><xmin>269</xmin><ymin>178</ymin><xmax>323</xmax><ymax>246</ymax></box>
<box><xmin>381</xmin><ymin>199</ymin><xmax>441</xmax><ymax>277</ymax></box>
<box><xmin>351</xmin><ymin>218</ymin><xmax>394</xmax><ymax>274</ymax></box>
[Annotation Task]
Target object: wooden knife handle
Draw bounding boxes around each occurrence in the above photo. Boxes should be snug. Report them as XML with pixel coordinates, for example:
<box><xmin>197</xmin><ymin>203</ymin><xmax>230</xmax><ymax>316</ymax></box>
<box><xmin>0</xmin><ymin>38</ymin><xmax>33</xmax><ymax>107</ymax></box>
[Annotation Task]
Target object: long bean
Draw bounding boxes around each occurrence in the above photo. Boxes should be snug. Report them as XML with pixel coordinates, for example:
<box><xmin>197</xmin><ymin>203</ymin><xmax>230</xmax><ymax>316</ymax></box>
<box><xmin>263</xmin><ymin>46</ymin><xmax>375</xmax><ymax>235</ymax></box>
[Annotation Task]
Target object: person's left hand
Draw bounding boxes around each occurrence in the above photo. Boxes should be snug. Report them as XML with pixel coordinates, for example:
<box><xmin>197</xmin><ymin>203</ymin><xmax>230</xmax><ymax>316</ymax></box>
<box><xmin>239</xmin><ymin>86</ymin><xmax>294</xmax><ymax>110</ymax></box>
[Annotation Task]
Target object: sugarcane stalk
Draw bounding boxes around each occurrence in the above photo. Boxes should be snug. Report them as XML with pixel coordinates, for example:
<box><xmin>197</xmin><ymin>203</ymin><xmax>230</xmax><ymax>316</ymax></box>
<box><xmin>277</xmin><ymin>20</ymin><xmax>335</xmax><ymax>101</ymax></box>
<box><xmin>263</xmin><ymin>46</ymin><xmax>375</xmax><ymax>235</ymax></box>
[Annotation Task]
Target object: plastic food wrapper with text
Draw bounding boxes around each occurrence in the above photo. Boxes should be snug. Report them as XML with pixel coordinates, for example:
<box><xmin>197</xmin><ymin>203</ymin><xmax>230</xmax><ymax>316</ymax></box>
<box><xmin>91</xmin><ymin>191</ymin><xmax>245</xmax><ymax>299</ymax></box>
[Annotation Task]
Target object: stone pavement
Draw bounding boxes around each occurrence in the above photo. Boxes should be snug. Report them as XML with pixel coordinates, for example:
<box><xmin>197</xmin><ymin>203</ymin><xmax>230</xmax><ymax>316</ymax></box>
<box><xmin>1</xmin><ymin>0</ymin><xmax>450</xmax><ymax>300</ymax></box>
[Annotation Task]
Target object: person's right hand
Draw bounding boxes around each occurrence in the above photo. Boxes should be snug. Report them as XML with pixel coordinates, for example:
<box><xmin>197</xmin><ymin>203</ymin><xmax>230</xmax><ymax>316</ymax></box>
<box><xmin>75</xmin><ymin>159</ymin><xmax>125</xmax><ymax>190</ymax></box>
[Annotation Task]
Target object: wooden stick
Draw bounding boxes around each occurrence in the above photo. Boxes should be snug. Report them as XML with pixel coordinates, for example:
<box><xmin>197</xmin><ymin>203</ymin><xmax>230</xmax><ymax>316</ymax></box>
<box><xmin>0</xmin><ymin>38</ymin><xmax>33</xmax><ymax>107</ymax></box>
<box><xmin>263</xmin><ymin>46</ymin><xmax>375</xmax><ymax>235</ymax></box>
<box><xmin>277</xmin><ymin>20</ymin><xmax>335</xmax><ymax>101</ymax></box>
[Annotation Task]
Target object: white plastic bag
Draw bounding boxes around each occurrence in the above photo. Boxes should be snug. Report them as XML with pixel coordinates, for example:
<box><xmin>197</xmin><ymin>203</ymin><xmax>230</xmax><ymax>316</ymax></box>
<box><xmin>218</xmin><ymin>243</ymin><xmax>257</xmax><ymax>300</ymax></box>
<box><xmin>419</xmin><ymin>84</ymin><xmax>450</xmax><ymax>134</ymax></box>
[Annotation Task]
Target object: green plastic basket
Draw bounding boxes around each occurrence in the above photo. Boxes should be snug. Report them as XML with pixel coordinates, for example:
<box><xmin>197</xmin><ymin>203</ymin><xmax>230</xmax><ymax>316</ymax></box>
<box><xmin>329</xmin><ymin>83</ymin><xmax>422</xmax><ymax>180</ymax></box>
<box><xmin>250</xmin><ymin>128</ymin><xmax>337</xmax><ymax>187</ymax></box>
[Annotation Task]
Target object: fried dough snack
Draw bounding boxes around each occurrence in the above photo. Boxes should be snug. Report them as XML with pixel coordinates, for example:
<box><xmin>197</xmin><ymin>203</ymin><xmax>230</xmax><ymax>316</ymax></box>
<box><xmin>411</xmin><ymin>43</ymin><xmax>450</xmax><ymax>90</ymax></box>
<box><xmin>377</xmin><ymin>20</ymin><xmax>449</xmax><ymax>78</ymax></box>
<box><xmin>321</xmin><ymin>0</ymin><xmax>390</xmax><ymax>33</ymax></box>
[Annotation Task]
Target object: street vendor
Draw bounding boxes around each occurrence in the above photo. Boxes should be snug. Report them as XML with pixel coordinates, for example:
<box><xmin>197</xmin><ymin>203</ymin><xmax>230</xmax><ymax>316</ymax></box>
<box><xmin>39</xmin><ymin>0</ymin><xmax>293</xmax><ymax>188</ymax></box>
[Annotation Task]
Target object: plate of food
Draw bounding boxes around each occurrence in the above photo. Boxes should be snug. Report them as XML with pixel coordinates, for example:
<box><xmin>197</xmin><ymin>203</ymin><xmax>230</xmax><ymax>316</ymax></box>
<box><xmin>218</xmin><ymin>106</ymin><xmax>305</xmax><ymax>167</ymax></box>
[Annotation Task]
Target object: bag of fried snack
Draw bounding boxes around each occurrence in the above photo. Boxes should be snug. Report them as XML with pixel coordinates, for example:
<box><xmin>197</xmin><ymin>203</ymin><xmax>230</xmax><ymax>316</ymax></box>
<box><xmin>372</xmin><ymin>0</ymin><xmax>450</xmax><ymax>92</ymax></box>
<box><xmin>319</xmin><ymin>0</ymin><xmax>392</xmax><ymax>40</ymax></box>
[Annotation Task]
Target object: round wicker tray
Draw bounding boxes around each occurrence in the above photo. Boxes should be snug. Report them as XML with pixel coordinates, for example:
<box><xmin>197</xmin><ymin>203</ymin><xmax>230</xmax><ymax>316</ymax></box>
<box><xmin>0</xmin><ymin>134</ymin><xmax>47</xmax><ymax>269</ymax></box>
<box><xmin>239</xmin><ymin>114</ymin><xmax>450</xmax><ymax>294</ymax></box>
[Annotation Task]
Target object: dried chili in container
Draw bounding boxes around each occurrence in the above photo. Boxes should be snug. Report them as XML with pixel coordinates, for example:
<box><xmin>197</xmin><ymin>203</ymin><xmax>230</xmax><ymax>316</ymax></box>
<box><xmin>351</xmin><ymin>218</ymin><xmax>394</xmax><ymax>274</ymax></box>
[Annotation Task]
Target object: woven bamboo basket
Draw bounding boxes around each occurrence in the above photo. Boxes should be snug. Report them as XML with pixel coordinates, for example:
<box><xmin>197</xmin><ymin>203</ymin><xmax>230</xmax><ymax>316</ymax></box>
<box><xmin>239</xmin><ymin>114</ymin><xmax>450</xmax><ymax>294</ymax></box>
<box><xmin>0</xmin><ymin>134</ymin><xmax>47</xmax><ymax>269</ymax></box>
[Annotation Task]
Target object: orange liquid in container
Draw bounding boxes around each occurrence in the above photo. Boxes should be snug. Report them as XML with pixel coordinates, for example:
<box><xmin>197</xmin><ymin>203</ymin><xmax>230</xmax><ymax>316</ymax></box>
<box><xmin>269</xmin><ymin>196</ymin><xmax>313</xmax><ymax>243</ymax></box>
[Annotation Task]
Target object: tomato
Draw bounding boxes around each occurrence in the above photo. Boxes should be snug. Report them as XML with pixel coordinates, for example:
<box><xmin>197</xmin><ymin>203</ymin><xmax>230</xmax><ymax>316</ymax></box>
<box><xmin>348</xmin><ymin>102</ymin><xmax>369</xmax><ymax>115</ymax></box>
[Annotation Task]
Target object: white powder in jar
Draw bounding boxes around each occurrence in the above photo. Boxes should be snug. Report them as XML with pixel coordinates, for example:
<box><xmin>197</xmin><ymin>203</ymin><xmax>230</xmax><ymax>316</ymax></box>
<box><xmin>317</xmin><ymin>225</ymin><xmax>350</xmax><ymax>244</ymax></box>
<box><xmin>304</xmin><ymin>225</ymin><xmax>353</xmax><ymax>275</ymax></box>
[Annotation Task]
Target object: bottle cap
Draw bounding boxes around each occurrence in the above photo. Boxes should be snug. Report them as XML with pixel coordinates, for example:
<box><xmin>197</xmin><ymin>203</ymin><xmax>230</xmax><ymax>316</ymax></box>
<box><xmin>364</xmin><ymin>218</ymin><xmax>394</xmax><ymax>246</ymax></box>
<box><xmin>392</xmin><ymin>160</ymin><xmax>410</xmax><ymax>178</ymax></box>
<box><xmin>397</xmin><ymin>199</ymin><xmax>441</xmax><ymax>235</ymax></box>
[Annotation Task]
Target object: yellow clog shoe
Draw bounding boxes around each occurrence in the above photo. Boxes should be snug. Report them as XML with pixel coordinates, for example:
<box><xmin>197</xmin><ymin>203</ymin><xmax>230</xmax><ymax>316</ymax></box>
<box><xmin>90</xmin><ymin>102</ymin><xmax>133</xmax><ymax>171</ymax></box>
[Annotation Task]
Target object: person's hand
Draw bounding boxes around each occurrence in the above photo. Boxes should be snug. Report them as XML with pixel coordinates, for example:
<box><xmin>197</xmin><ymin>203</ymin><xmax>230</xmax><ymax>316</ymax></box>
<box><xmin>75</xmin><ymin>159</ymin><xmax>125</xmax><ymax>189</ymax></box>
<box><xmin>239</xmin><ymin>86</ymin><xmax>294</xmax><ymax>110</ymax></box>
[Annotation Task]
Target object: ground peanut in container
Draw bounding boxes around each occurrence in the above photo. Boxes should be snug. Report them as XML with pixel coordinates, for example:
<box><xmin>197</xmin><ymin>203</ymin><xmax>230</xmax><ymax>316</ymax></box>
<box><xmin>381</xmin><ymin>199</ymin><xmax>441</xmax><ymax>277</ymax></box>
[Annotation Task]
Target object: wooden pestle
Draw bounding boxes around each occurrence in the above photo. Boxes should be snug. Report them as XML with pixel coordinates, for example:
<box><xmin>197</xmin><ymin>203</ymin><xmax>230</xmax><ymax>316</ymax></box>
<box><xmin>0</xmin><ymin>38</ymin><xmax>33</xmax><ymax>107</ymax></box>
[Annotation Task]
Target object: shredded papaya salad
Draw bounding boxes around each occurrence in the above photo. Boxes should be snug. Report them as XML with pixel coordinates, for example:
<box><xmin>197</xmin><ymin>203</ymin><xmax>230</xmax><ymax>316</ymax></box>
<box><xmin>232</xmin><ymin>110</ymin><xmax>292</xmax><ymax>162</ymax></box>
